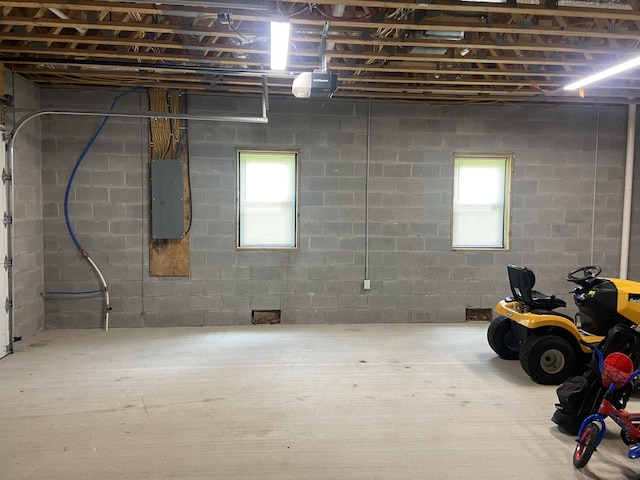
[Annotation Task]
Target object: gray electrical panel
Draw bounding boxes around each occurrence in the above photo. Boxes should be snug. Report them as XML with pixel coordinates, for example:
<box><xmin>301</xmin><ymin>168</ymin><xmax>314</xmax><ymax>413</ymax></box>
<box><xmin>151</xmin><ymin>159</ymin><xmax>184</xmax><ymax>239</ymax></box>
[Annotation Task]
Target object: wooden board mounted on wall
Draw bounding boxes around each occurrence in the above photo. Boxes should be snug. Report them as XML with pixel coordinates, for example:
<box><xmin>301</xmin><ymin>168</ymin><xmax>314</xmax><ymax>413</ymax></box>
<box><xmin>148</xmin><ymin>88</ymin><xmax>191</xmax><ymax>277</ymax></box>
<box><xmin>149</xmin><ymin>154</ymin><xmax>190</xmax><ymax>277</ymax></box>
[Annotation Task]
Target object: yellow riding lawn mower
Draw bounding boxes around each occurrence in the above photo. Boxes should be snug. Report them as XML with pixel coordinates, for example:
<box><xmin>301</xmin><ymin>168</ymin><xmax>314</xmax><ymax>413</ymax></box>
<box><xmin>488</xmin><ymin>264</ymin><xmax>640</xmax><ymax>385</ymax></box>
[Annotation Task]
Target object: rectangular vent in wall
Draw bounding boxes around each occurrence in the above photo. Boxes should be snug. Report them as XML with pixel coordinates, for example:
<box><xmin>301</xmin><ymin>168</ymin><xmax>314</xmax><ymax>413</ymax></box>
<box><xmin>252</xmin><ymin>310</ymin><xmax>281</xmax><ymax>325</ymax></box>
<box><xmin>465</xmin><ymin>308</ymin><xmax>492</xmax><ymax>322</ymax></box>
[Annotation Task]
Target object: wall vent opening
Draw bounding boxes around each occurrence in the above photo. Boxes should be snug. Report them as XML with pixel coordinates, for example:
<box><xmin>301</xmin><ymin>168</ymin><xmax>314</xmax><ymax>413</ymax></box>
<box><xmin>252</xmin><ymin>310</ymin><xmax>281</xmax><ymax>325</ymax></box>
<box><xmin>465</xmin><ymin>308</ymin><xmax>492</xmax><ymax>322</ymax></box>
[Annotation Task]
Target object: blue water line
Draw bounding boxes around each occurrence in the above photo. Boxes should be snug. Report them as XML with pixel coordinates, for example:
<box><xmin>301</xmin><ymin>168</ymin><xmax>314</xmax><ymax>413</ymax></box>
<box><xmin>64</xmin><ymin>87</ymin><xmax>142</xmax><ymax>253</ymax></box>
<box><xmin>44</xmin><ymin>290</ymin><xmax>104</xmax><ymax>295</ymax></box>
<box><xmin>55</xmin><ymin>86</ymin><xmax>143</xmax><ymax>298</ymax></box>
<box><xmin>63</xmin><ymin>114</ymin><xmax>110</xmax><ymax>252</ymax></box>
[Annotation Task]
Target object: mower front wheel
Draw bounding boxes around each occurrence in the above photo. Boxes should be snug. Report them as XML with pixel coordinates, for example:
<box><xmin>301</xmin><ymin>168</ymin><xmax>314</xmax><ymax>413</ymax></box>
<box><xmin>487</xmin><ymin>315</ymin><xmax>519</xmax><ymax>360</ymax></box>
<box><xmin>520</xmin><ymin>334</ymin><xmax>576</xmax><ymax>385</ymax></box>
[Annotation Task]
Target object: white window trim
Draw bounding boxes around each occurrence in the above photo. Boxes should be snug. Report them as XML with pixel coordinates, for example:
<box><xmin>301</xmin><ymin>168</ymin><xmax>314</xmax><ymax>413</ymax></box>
<box><xmin>451</xmin><ymin>152</ymin><xmax>513</xmax><ymax>251</ymax></box>
<box><xmin>236</xmin><ymin>149</ymin><xmax>300</xmax><ymax>250</ymax></box>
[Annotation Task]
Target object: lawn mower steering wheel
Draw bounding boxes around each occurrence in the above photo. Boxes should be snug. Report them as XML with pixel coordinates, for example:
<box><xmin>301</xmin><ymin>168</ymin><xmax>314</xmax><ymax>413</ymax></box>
<box><xmin>566</xmin><ymin>265</ymin><xmax>602</xmax><ymax>284</ymax></box>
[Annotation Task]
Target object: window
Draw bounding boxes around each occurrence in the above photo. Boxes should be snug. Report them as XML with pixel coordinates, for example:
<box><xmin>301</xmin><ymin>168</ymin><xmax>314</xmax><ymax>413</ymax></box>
<box><xmin>451</xmin><ymin>153</ymin><xmax>512</xmax><ymax>250</ymax></box>
<box><xmin>236</xmin><ymin>149</ymin><xmax>299</xmax><ymax>249</ymax></box>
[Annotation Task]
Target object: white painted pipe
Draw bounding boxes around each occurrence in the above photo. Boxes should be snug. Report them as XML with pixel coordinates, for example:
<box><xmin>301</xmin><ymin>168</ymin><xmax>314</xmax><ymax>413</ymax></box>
<box><xmin>364</xmin><ymin>99</ymin><xmax>371</xmax><ymax>283</ymax></box>
<box><xmin>590</xmin><ymin>106</ymin><xmax>600</xmax><ymax>265</ymax></box>
<box><xmin>619</xmin><ymin>103</ymin><xmax>636</xmax><ymax>280</ymax></box>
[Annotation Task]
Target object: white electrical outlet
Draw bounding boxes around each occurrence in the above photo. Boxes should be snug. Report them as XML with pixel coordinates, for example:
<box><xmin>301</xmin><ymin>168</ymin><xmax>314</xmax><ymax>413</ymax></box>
<box><xmin>363</xmin><ymin>279</ymin><xmax>371</xmax><ymax>290</ymax></box>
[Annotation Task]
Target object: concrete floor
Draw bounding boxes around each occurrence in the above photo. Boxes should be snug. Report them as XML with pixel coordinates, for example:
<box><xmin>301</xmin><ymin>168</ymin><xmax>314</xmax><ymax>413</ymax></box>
<box><xmin>1</xmin><ymin>322</ymin><xmax>640</xmax><ymax>479</ymax></box>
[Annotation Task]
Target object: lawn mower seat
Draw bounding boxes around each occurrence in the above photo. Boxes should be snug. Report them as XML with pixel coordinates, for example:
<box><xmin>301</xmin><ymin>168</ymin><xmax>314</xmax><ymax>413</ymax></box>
<box><xmin>507</xmin><ymin>264</ymin><xmax>567</xmax><ymax>310</ymax></box>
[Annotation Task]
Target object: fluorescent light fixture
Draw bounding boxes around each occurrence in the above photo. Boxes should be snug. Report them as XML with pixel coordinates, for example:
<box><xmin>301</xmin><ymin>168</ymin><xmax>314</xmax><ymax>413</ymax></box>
<box><xmin>270</xmin><ymin>21</ymin><xmax>291</xmax><ymax>71</ymax></box>
<box><xmin>564</xmin><ymin>55</ymin><xmax>640</xmax><ymax>90</ymax></box>
<box><xmin>421</xmin><ymin>30</ymin><xmax>464</xmax><ymax>40</ymax></box>
<box><xmin>409</xmin><ymin>46</ymin><xmax>448</xmax><ymax>55</ymax></box>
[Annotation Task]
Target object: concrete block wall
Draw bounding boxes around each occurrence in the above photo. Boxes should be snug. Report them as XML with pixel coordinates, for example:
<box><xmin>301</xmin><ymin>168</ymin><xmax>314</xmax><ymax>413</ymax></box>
<box><xmin>7</xmin><ymin>74</ymin><xmax>45</xmax><ymax>338</ymax></box>
<box><xmin>38</xmin><ymin>87</ymin><xmax>632</xmax><ymax>328</ymax></box>
<box><xmin>40</xmin><ymin>89</ymin><xmax>147</xmax><ymax>328</ymax></box>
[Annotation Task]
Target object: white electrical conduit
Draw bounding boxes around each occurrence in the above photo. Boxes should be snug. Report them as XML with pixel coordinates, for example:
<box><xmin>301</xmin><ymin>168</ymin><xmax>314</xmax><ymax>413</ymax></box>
<box><xmin>364</xmin><ymin>99</ymin><xmax>371</xmax><ymax>284</ymax></box>
<box><xmin>5</xmin><ymin>90</ymin><xmax>269</xmax><ymax>352</ymax></box>
<box><xmin>619</xmin><ymin>103</ymin><xmax>636</xmax><ymax>280</ymax></box>
<box><xmin>590</xmin><ymin>106</ymin><xmax>600</xmax><ymax>266</ymax></box>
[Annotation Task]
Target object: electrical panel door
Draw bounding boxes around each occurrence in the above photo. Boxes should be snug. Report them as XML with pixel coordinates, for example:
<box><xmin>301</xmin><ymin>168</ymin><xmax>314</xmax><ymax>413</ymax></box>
<box><xmin>151</xmin><ymin>159</ymin><xmax>184</xmax><ymax>239</ymax></box>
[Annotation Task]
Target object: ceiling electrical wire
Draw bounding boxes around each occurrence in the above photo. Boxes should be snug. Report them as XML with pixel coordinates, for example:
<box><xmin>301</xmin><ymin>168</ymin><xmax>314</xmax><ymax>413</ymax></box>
<box><xmin>291</xmin><ymin>42</ymin><xmax>311</xmax><ymax>70</ymax></box>
<box><xmin>170</xmin><ymin>91</ymin><xmax>193</xmax><ymax>236</ymax></box>
<box><xmin>228</xmin><ymin>20</ymin><xmax>248</xmax><ymax>44</ymax></box>
<box><xmin>148</xmin><ymin>88</ymin><xmax>193</xmax><ymax>237</ymax></box>
<box><xmin>175</xmin><ymin>92</ymin><xmax>193</xmax><ymax>236</ymax></box>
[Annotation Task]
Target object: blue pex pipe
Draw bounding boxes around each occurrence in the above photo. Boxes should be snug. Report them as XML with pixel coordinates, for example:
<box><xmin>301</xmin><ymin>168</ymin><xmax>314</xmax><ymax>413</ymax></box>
<box><xmin>44</xmin><ymin>290</ymin><xmax>104</xmax><ymax>295</ymax></box>
<box><xmin>64</xmin><ymin>87</ymin><xmax>142</xmax><ymax>252</ymax></box>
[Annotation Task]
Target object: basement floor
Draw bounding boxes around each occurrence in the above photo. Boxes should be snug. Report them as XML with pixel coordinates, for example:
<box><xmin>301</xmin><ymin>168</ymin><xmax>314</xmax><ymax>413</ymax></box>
<box><xmin>0</xmin><ymin>322</ymin><xmax>637</xmax><ymax>479</ymax></box>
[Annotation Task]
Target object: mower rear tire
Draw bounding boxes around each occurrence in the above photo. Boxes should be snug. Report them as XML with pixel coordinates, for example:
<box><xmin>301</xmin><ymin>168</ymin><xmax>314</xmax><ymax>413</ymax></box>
<box><xmin>487</xmin><ymin>315</ymin><xmax>519</xmax><ymax>360</ymax></box>
<box><xmin>520</xmin><ymin>334</ymin><xmax>576</xmax><ymax>385</ymax></box>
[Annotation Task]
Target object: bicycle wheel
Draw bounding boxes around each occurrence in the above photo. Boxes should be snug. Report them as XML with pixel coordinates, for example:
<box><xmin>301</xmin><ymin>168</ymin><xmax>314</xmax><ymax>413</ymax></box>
<box><xmin>574</xmin><ymin>422</ymin><xmax>600</xmax><ymax>469</ymax></box>
<box><xmin>620</xmin><ymin>428</ymin><xmax>638</xmax><ymax>446</ymax></box>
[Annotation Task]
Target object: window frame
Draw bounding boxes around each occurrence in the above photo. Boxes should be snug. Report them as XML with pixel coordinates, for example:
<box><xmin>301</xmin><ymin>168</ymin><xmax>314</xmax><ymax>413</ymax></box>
<box><xmin>235</xmin><ymin>148</ymin><xmax>301</xmax><ymax>250</ymax></box>
<box><xmin>451</xmin><ymin>152</ymin><xmax>513</xmax><ymax>251</ymax></box>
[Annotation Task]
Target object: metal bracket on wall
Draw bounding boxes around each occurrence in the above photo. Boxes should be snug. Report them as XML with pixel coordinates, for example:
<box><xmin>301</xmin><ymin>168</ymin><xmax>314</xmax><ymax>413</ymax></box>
<box><xmin>2</xmin><ymin>213</ymin><xmax>11</xmax><ymax>227</ymax></box>
<box><xmin>5</xmin><ymin>297</ymin><xmax>11</xmax><ymax>313</ymax></box>
<box><xmin>1</xmin><ymin>168</ymin><xmax>11</xmax><ymax>184</ymax></box>
<box><xmin>3</xmin><ymin>255</ymin><xmax>11</xmax><ymax>271</ymax></box>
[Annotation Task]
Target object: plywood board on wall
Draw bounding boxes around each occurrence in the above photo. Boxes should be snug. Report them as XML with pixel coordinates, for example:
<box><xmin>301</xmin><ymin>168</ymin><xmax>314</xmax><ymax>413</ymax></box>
<box><xmin>149</xmin><ymin>238</ymin><xmax>190</xmax><ymax>276</ymax></box>
<box><xmin>149</xmin><ymin>147</ymin><xmax>191</xmax><ymax>277</ymax></box>
<box><xmin>148</xmin><ymin>89</ymin><xmax>190</xmax><ymax>277</ymax></box>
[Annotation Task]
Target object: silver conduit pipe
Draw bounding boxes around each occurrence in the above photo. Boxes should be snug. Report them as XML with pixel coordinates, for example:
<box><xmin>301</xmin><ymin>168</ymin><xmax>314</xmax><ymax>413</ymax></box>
<box><xmin>83</xmin><ymin>252</ymin><xmax>111</xmax><ymax>330</ymax></box>
<box><xmin>6</xmin><ymin>90</ymin><xmax>269</xmax><ymax>351</ymax></box>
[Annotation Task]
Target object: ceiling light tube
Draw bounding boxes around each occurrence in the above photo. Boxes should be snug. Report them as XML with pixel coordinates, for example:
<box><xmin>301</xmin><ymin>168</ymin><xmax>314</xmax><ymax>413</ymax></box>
<box><xmin>564</xmin><ymin>55</ymin><xmax>640</xmax><ymax>90</ymax></box>
<box><xmin>270</xmin><ymin>21</ymin><xmax>291</xmax><ymax>71</ymax></box>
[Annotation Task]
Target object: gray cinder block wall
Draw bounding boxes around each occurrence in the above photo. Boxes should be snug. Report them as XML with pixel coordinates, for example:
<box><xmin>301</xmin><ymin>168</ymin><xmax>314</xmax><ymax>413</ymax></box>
<box><xmin>7</xmin><ymin>74</ymin><xmax>45</xmax><ymax>338</ymax></box>
<box><xmin>35</xmin><ymin>86</ymin><xmax>634</xmax><ymax>328</ymax></box>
